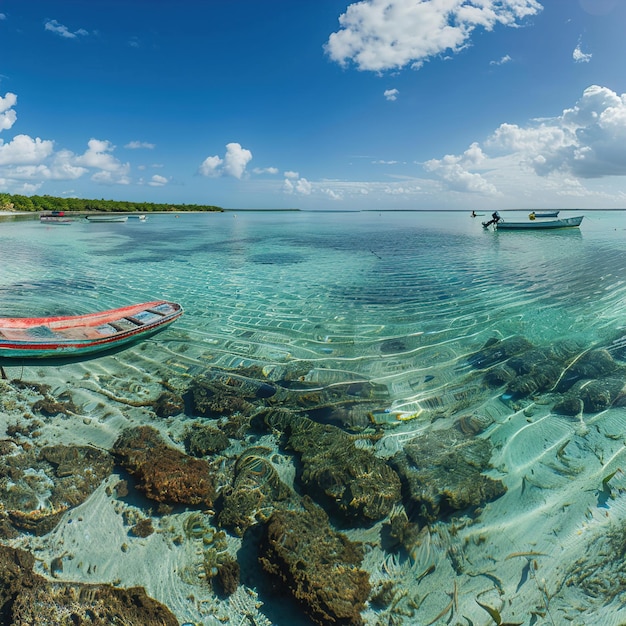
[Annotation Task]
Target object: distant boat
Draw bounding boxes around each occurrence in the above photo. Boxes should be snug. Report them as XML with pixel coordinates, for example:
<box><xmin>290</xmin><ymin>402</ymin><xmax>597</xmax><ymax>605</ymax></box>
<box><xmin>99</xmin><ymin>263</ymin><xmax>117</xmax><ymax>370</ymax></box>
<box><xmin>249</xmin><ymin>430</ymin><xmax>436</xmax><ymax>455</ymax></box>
<box><xmin>529</xmin><ymin>211</ymin><xmax>560</xmax><ymax>218</ymax></box>
<box><xmin>86</xmin><ymin>215</ymin><xmax>128</xmax><ymax>222</ymax></box>
<box><xmin>487</xmin><ymin>216</ymin><xmax>583</xmax><ymax>230</ymax></box>
<box><xmin>0</xmin><ymin>300</ymin><xmax>183</xmax><ymax>358</ymax></box>
<box><xmin>40</xmin><ymin>211</ymin><xmax>73</xmax><ymax>224</ymax></box>
<box><xmin>40</xmin><ymin>216</ymin><xmax>72</xmax><ymax>225</ymax></box>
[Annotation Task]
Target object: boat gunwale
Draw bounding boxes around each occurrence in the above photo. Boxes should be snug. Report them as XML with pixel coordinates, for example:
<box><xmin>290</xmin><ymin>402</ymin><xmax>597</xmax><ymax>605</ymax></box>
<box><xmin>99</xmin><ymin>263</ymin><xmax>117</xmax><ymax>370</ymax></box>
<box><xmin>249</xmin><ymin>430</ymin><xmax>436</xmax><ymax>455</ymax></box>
<box><xmin>0</xmin><ymin>300</ymin><xmax>183</xmax><ymax>357</ymax></box>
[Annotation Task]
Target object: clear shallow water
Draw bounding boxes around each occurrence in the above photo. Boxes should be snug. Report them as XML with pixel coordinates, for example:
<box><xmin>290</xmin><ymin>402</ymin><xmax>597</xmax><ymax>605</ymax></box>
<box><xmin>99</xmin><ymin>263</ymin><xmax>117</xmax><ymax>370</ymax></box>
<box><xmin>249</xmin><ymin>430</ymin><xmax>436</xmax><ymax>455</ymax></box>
<box><xmin>1</xmin><ymin>210</ymin><xmax>626</xmax><ymax>625</ymax></box>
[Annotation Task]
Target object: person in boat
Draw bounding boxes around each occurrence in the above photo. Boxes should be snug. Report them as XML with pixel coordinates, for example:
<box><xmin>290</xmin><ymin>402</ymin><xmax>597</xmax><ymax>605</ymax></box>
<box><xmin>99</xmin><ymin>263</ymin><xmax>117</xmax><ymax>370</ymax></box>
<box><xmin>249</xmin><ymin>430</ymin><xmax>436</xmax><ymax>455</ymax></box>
<box><xmin>482</xmin><ymin>211</ymin><xmax>501</xmax><ymax>228</ymax></box>
<box><xmin>471</xmin><ymin>210</ymin><xmax>477</xmax><ymax>217</ymax></box>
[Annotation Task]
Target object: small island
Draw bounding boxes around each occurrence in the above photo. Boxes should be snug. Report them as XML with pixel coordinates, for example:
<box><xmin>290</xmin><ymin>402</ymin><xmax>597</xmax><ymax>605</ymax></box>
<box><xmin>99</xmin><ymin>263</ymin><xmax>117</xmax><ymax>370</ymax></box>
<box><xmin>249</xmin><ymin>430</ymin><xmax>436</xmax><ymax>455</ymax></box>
<box><xmin>0</xmin><ymin>193</ymin><xmax>223</xmax><ymax>214</ymax></box>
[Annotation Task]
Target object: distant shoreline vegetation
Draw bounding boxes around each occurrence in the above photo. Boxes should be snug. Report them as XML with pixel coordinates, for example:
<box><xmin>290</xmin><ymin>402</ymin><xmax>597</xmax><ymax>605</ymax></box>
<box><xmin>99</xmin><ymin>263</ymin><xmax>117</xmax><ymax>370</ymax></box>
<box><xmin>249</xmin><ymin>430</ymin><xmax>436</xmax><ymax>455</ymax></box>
<box><xmin>0</xmin><ymin>193</ymin><xmax>224</xmax><ymax>213</ymax></box>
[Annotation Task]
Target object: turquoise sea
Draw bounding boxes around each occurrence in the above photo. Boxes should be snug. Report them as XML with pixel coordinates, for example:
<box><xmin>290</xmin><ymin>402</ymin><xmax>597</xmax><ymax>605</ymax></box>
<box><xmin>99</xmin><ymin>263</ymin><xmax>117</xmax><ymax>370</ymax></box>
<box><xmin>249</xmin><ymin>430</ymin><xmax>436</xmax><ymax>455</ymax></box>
<box><xmin>1</xmin><ymin>209</ymin><xmax>626</xmax><ymax>625</ymax></box>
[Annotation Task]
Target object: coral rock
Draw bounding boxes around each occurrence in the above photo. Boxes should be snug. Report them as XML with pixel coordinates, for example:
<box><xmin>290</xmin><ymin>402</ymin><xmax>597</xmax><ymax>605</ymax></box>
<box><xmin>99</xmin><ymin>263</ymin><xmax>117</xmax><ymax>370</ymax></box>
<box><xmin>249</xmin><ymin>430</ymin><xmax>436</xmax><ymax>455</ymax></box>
<box><xmin>391</xmin><ymin>426</ymin><xmax>505</xmax><ymax>524</ymax></box>
<box><xmin>0</xmin><ymin>544</ymin><xmax>178</xmax><ymax>625</ymax></box>
<box><xmin>113</xmin><ymin>425</ymin><xmax>215</xmax><ymax>506</ymax></box>
<box><xmin>259</xmin><ymin>497</ymin><xmax>370</xmax><ymax>626</ymax></box>
<box><xmin>268</xmin><ymin>412</ymin><xmax>401</xmax><ymax>524</ymax></box>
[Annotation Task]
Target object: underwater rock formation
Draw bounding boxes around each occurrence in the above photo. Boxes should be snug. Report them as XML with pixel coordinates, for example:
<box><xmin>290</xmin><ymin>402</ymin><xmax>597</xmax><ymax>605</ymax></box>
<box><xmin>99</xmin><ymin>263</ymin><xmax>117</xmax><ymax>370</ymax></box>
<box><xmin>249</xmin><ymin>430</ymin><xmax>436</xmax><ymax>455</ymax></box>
<box><xmin>187</xmin><ymin>367</ymin><xmax>388</xmax><ymax>433</ymax></box>
<box><xmin>217</xmin><ymin>448</ymin><xmax>292</xmax><ymax>536</ymax></box>
<box><xmin>263</xmin><ymin>409</ymin><xmax>401</xmax><ymax>525</ymax></box>
<box><xmin>467</xmin><ymin>335</ymin><xmax>534</xmax><ymax>369</ymax></box>
<box><xmin>0</xmin><ymin>443</ymin><xmax>113</xmax><ymax>535</ymax></box>
<box><xmin>0</xmin><ymin>544</ymin><xmax>178</xmax><ymax>625</ymax></box>
<box><xmin>186</xmin><ymin>372</ymin><xmax>273</xmax><ymax>419</ymax></box>
<box><xmin>153</xmin><ymin>391</ymin><xmax>185</xmax><ymax>418</ymax></box>
<box><xmin>554</xmin><ymin>349</ymin><xmax>622</xmax><ymax>391</ymax></box>
<box><xmin>113</xmin><ymin>425</ymin><xmax>215</xmax><ymax>507</ymax></box>
<box><xmin>259</xmin><ymin>497</ymin><xmax>370</xmax><ymax>626</ymax></box>
<box><xmin>215</xmin><ymin>555</ymin><xmax>240</xmax><ymax>596</ymax></box>
<box><xmin>183</xmin><ymin>422</ymin><xmax>230</xmax><ymax>457</ymax></box>
<box><xmin>472</xmin><ymin>336</ymin><xmax>626</xmax><ymax>414</ymax></box>
<box><xmin>554</xmin><ymin>378</ymin><xmax>626</xmax><ymax>415</ymax></box>
<box><xmin>391</xmin><ymin>426</ymin><xmax>505</xmax><ymax>524</ymax></box>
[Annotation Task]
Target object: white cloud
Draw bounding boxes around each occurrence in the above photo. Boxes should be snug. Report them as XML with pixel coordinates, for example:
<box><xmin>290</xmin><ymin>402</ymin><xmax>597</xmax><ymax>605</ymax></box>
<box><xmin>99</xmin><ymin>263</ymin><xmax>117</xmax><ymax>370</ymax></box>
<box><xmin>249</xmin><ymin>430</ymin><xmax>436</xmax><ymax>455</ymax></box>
<box><xmin>322</xmin><ymin>188</ymin><xmax>343</xmax><ymax>200</ymax></box>
<box><xmin>0</xmin><ymin>134</ymin><xmax>54</xmax><ymax>165</ymax></box>
<box><xmin>252</xmin><ymin>166</ymin><xmax>279</xmax><ymax>175</ymax></box>
<box><xmin>223</xmin><ymin>143</ymin><xmax>252</xmax><ymax>178</ymax></box>
<box><xmin>76</xmin><ymin>139</ymin><xmax>125</xmax><ymax>171</ymax></box>
<box><xmin>125</xmin><ymin>140</ymin><xmax>155</xmax><ymax>149</ymax></box>
<box><xmin>325</xmin><ymin>0</ymin><xmax>542</xmax><ymax>72</ymax></box>
<box><xmin>424</xmin><ymin>142</ymin><xmax>498</xmax><ymax>195</ymax></box>
<box><xmin>573</xmin><ymin>42</ymin><xmax>592</xmax><ymax>63</ymax></box>
<box><xmin>384</xmin><ymin>88</ymin><xmax>399</xmax><ymax>101</ymax></box>
<box><xmin>92</xmin><ymin>170</ymin><xmax>130</xmax><ymax>185</ymax></box>
<box><xmin>198</xmin><ymin>155</ymin><xmax>223</xmax><ymax>177</ymax></box>
<box><xmin>0</xmin><ymin>13</ymin><xmax>6</xmax><ymax>20</ymax></box>
<box><xmin>486</xmin><ymin>85</ymin><xmax>626</xmax><ymax>178</ymax></box>
<box><xmin>72</xmin><ymin>138</ymin><xmax>131</xmax><ymax>183</ymax></box>
<box><xmin>0</xmin><ymin>92</ymin><xmax>17</xmax><ymax>131</ymax></box>
<box><xmin>44</xmin><ymin>19</ymin><xmax>89</xmax><ymax>39</ymax></box>
<box><xmin>490</xmin><ymin>54</ymin><xmax>512</xmax><ymax>66</ymax></box>
<box><xmin>148</xmin><ymin>174</ymin><xmax>168</xmax><ymax>187</ymax></box>
<box><xmin>0</xmin><ymin>95</ymin><xmax>134</xmax><ymax>188</ymax></box>
<box><xmin>284</xmin><ymin>170</ymin><xmax>299</xmax><ymax>179</ymax></box>
<box><xmin>198</xmin><ymin>142</ymin><xmax>252</xmax><ymax>179</ymax></box>
<box><xmin>422</xmin><ymin>84</ymin><xmax>626</xmax><ymax>199</ymax></box>
<box><xmin>47</xmin><ymin>149</ymin><xmax>88</xmax><ymax>180</ymax></box>
<box><xmin>283</xmin><ymin>175</ymin><xmax>312</xmax><ymax>195</ymax></box>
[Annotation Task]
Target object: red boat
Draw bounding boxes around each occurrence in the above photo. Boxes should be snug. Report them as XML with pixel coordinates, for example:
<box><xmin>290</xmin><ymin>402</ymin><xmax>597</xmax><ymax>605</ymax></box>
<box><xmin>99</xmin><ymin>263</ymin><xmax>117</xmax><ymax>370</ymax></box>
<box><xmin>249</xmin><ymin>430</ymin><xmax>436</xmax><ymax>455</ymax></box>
<box><xmin>0</xmin><ymin>301</ymin><xmax>183</xmax><ymax>358</ymax></box>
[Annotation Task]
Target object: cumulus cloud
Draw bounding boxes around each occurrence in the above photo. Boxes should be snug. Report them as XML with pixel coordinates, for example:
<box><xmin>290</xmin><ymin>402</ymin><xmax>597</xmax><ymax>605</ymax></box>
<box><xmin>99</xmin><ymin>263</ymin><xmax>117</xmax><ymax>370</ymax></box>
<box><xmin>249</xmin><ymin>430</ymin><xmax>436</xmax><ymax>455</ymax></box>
<box><xmin>322</xmin><ymin>188</ymin><xmax>343</xmax><ymax>200</ymax></box>
<box><xmin>485</xmin><ymin>85</ymin><xmax>626</xmax><ymax>178</ymax></box>
<box><xmin>148</xmin><ymin>174</ymin><xmax>168</xmax><ymax>187</ymax></box>
<box><xmin>0</xmin><ymin>95</ymin><xmax>136</xmax><ymax>189</ymax></box>
<box><xmin>44</xmin><ymin>19</ymin><xmax>89</xmax><ymax>39</ymax></box>
<box><xmin>252</xmin><ymin>166</ymin><xmax>279</xmax><ymax>175</ymax></box>
<box><xmin>573</xmin><ymin>41</ymin><xmax>592</xmax><ymax>63</ymax></box>
<box><xmin>75</xmin><ymin>138</ymin><xmax>128</xmax><ymax>174</ymax></box>
<box><xmin>0</xmin><ymin>92</ymin><xmax>17</xmax><ymax>131</ymax></box>
<box><xmin>0</xmin><ymin>134</ymin><xmax>54</xmax><ymax>166</ymax></box>
<box><xmin>424</xmin><ymin>85</ymin><xmax>626</xmax><ymax>197</ymax></box>
<box><xmin>198</xmin><ymin>155</ymin><xmax>223</xmax><ymax>177</ymax></box>
<box><xmin>424</xmin><ymin>142</ymin><xmax>498</xmax><ymax>195</ymax></box>
<box><xmin>198</xmin><ymin>142</ymin><xmax>252</xmax><ymax>178</ymax></box>
<box><xmin>283</xmin><ymin>174</ymin><xmax>312</xmax><ymax>195</ymax></box>
<box><xmin>384</xmin><ymin>88</ymin><xmax>399</xmax><ymax>101</ymax></box>
<box><xmin>125</xmin><ymin>140</ymin><xmax>155</xmax><ymax>149</ymax></box>
<box><xmin>47</xmin><ymin>149</ymin><xmax>88</xmax><ymax>180</ymax></box>
<box><xmin>490</xmin><ymin>54</ymin><xmax>512</xmax><ymax>66</ymax></box>
<box><xmin>325</xmin><ymin>0</ymin><xmax>542</xmax><ymax>72</ymax></box>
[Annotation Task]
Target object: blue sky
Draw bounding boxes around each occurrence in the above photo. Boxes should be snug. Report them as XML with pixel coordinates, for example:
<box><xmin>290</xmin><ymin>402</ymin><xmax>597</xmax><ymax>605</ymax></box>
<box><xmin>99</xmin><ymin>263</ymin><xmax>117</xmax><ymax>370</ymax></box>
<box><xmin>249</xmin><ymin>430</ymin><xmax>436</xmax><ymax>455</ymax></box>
<box><xmin>1</xmin><ymin>0</ymin><xmax>626</xmax><ymax>211</ymax></box>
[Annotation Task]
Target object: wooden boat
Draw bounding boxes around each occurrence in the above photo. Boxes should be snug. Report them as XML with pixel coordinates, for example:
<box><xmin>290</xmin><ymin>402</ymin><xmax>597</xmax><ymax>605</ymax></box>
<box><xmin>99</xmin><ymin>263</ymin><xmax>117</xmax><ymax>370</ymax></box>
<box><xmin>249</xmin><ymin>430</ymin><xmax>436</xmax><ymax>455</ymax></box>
<box><xmin>40</xmin><ymin>216</ymin><xmax>73</xmax><ymax>225</ymax></box>
<box><xmin>530</xmin><ymin>211</ymin><xmax>560</xmax><ymax>218</ymax></box>
<box><xmin>40</xmin><ymin>211</ymin><xmax>73</xmax><ymax>224</ymax></box>
<box><xmin>0</xmin><ymin>301</ymin><xmax>182</xmax><ymax>358</ymax></box>
<box><xmin>494</xmin><ymin>216</ymin><xmax>583</xmax><ymax>230</ymax></box>
<box><xmin>86</xmin><ymin>215</ymin><xmax>128</xmax><ymax>222</ymax></box>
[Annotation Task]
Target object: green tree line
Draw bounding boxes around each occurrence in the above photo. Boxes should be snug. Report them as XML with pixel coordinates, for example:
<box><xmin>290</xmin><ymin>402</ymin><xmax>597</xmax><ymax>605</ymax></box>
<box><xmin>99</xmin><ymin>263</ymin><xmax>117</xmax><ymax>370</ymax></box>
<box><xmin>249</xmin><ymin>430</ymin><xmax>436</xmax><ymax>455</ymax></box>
<box><xmin>0</xmin><ymin>193</ymin><xmax>223</xmax><ymax>213</ymax></box>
